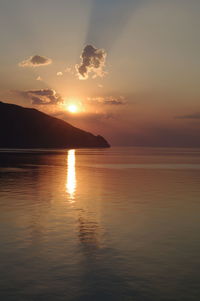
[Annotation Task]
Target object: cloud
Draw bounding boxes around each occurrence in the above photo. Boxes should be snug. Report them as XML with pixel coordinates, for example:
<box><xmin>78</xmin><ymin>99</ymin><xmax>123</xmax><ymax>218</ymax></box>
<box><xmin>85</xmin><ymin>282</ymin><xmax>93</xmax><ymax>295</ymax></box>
<box><xmin>18</xmin><ymin>89</ymin><xmax>63</xmax><ymax>105</ymax></box>
<box><xmin>86</xmin><ymin>96</ymin><xmax>126</xmax><ymax>105</ymax></box>
<box><xmin>176</xmin><ymin>113</ymin><xmax>200</xmax><ymax>120</ymax></box>
<box><xmin>19</xmin><ymin>55</ymin><xmax>52</xmax><ymax>67</ymax></box>
<box><xmin>76</xmin><ymin>45</ymin><xmax>107</xmax><ymax>80</ymax></box>
<box><xmin>57</xmin><ymin>72</ymin><xmax>63</xmax><ymax>76</ymax></box>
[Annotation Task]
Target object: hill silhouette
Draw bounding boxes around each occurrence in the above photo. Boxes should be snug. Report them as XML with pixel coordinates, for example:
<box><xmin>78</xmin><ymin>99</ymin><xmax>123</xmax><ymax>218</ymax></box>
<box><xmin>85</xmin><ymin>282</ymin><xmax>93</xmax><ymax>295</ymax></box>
<box><xmin>0</xmin><ymin>102</ymin><xmax>110</xmax><ymax>148</ymax></box>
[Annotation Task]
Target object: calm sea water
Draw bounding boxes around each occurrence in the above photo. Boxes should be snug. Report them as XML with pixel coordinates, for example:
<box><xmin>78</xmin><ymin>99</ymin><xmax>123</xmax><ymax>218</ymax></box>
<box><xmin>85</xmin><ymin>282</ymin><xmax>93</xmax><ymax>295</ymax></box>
<box><xmin>0</xmin><ymin>147</ymin><xmax>200</xmax><ymax>301</ymax></box>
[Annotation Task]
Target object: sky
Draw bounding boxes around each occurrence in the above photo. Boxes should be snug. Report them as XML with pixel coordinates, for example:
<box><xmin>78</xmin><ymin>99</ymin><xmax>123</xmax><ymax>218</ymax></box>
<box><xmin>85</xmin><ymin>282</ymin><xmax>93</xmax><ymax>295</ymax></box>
<box><xmin>0</xmin><ymin>0</ymin><xmax>200</xmax><ymax>147</ymax></box>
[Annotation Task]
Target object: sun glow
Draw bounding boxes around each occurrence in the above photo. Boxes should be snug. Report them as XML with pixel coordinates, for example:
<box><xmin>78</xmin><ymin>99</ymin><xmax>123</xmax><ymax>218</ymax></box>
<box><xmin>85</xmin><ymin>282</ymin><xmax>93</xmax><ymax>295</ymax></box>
<box><xmin>67</xmin><ymin>104</ymin><xmax>78</xmax><ymax>113</ymax></box>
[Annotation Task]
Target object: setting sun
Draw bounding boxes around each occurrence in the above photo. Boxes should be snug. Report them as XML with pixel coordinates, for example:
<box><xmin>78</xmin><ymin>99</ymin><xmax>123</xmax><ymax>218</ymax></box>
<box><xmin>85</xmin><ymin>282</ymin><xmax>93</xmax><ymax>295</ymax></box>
<box><xmin>67</xmin><ymin>104</ymin><xmax>78</xmax><ymax>113</ymax></box>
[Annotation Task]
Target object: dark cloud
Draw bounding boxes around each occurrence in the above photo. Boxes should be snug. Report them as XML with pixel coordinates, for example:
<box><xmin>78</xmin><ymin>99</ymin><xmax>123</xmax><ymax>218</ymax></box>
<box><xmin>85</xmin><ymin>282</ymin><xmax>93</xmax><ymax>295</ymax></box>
<box><xmin>76</xmin><ymin>45</ymin><xmax>107</xmax><ymax>80</ymax></box>
<box><xmin>86</xmin><ymin>96</ymin><xmax>127</xmax><ymax>105</ymax></box>
<box><xmin>18</xmin><ymin>89</ymin><xmax>63</xmax><ymax>105</ymax></box>
<box><xmin>19</xmin><ymin>55</ymin><xmax>52</xmax><ymax>67</ymax></box>
<box><xmin>176</xmin><ymin>113</ymin><xmax>200</xmax><ymax>120</ymax></box>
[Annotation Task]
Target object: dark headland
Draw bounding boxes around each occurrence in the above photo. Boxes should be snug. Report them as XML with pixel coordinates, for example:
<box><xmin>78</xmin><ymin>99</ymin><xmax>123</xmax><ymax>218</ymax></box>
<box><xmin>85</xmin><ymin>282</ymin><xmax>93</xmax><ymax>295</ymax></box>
<box><xmin>0</xmin><ymin>102</ymin><xmax>110</xmax><ymax>148</ymax></box>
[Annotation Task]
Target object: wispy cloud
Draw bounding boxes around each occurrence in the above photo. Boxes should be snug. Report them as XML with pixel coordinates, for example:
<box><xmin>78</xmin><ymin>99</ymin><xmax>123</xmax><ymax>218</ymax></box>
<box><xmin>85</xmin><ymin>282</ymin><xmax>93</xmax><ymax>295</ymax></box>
<box><xmin>19</xmin><ymin>55</ymin><xmax>52</xmax><ymax>67</ymax></box>
<box><xmin>86</xmin><ymin>96</ymin><xmax>126</xmax><ymax>105</ymax></box>
<box><xmin>76</xmin><ymin>45</ymin><xmax>107</xmax><ymax>80</ymax></box>
<box><xmin>176</xmin><ymin>113</ymin><xmax>200</xmax><ymax>120</ymax></box>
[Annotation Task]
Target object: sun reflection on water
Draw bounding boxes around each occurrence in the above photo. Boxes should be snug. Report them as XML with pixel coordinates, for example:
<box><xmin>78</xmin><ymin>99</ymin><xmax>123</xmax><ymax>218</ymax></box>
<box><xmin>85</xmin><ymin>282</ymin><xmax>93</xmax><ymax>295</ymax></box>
<box><xmin>66</xmin><ymin>149</ymin><xmax>76</xmax><ymax>201</ymax></box>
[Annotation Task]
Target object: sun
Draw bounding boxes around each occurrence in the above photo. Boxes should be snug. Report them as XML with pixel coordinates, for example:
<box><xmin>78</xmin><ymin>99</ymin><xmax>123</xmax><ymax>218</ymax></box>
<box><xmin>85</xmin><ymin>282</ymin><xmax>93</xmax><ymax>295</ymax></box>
<box><xmin>67</xmin><ymin>104</ymin><xmax>78</xmax><ymax>113</ymax></box>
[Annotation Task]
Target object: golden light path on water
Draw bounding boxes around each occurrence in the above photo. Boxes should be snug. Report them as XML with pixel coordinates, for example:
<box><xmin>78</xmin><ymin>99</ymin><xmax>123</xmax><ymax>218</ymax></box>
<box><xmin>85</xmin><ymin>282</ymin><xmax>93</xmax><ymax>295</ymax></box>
<box><xmin>66</xmin><ymin>149</ymin><xmax>76</xmax><ymax>201</ymax></box>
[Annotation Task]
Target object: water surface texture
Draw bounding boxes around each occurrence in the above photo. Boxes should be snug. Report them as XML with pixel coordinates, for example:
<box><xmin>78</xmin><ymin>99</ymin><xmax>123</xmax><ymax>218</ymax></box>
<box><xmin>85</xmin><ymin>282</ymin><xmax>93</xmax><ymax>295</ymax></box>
<box><xmin>0</xmin><ymin>147</ymin><xmax>200</xmax><ymax>301</ymax></box>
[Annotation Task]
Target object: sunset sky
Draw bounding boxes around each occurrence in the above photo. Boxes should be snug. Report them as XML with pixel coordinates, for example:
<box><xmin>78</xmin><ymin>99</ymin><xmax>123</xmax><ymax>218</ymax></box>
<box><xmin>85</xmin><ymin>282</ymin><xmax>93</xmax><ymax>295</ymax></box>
<box><xmin>0</xmin><ymin>0</ymin><xmax>200</xmax><ymax>146</ymax></box>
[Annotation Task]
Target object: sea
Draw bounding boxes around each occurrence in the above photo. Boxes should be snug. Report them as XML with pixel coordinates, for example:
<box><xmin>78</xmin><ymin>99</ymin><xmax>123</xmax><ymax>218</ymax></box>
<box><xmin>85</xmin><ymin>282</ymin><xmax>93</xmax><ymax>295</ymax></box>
<box><xmin>0</xmin><ymin>147</ymin><xmax>200</xmax><ymax>301</ymax></box>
